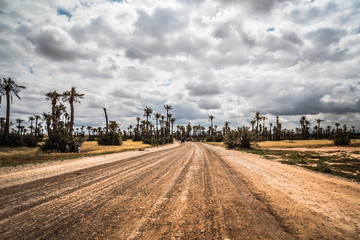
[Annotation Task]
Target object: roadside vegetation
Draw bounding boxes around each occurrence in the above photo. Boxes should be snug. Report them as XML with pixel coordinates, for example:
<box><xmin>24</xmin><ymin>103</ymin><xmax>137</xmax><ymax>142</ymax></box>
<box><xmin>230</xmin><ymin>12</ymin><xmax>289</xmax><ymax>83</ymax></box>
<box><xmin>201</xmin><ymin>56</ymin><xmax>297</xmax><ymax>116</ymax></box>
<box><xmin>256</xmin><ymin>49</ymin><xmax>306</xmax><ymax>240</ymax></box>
<box><xmin>0</xmin><ymin>140</ymin><xmax>151</xmax><ymax>167</ymax></box>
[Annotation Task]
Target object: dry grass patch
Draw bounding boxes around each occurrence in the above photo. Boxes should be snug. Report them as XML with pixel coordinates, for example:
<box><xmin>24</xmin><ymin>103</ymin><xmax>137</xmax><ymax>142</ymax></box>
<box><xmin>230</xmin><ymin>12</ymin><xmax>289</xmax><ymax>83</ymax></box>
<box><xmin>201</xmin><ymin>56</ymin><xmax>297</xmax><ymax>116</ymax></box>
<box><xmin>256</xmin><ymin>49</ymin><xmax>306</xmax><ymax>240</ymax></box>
<box><xmin>257</xmin><ymin>140</ymin><xmax>335</xmax><ymax>148</ymax></box>
<box><xmin>0</xmin><ymin>140</ymin><xmax>152</xmax><ymax>168</ymax></box>
<box><xmin>205</xmin><ymin>142</ymin><xmax>226</xmax><ymax>148</ymax></box>
<box><xmin>81</xmin><ymin>140</ymin><xmax>151</xmax><ymax>154</ymax></box>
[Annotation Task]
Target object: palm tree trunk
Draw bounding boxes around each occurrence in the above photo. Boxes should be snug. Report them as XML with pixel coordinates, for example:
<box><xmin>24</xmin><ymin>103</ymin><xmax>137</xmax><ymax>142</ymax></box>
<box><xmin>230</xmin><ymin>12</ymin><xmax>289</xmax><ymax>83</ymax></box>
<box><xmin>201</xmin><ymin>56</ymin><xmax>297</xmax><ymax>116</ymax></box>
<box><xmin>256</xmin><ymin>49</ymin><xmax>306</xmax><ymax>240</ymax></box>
<box><xmin>69</xmin><ymin>101</ymin><xmax>74</xmax><ymax>136</ymax></box>
<box><xmin>103</xmin><ymin>108</ymin><xmax>108</xmax><ymax>134</ymax></box>
<box><xmin>4</xmin><ymin>91</ymin><xmax>10</xmax><ymax>141</ymax></box>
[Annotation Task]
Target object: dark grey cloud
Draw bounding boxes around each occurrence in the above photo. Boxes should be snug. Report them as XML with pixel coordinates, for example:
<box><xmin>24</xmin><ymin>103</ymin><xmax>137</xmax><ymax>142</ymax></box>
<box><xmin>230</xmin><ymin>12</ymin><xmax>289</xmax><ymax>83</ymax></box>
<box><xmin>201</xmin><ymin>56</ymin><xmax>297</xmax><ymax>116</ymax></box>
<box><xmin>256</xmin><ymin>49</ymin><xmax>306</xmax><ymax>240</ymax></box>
<box><xmin>303</xmin><ymin>47</ymin><xmax>348</xmax><ymax>63</ymax></box>
<box><xmin>27</xmin><ymin>26</ymin><xmax>89</xmax><ymax>61</ymax></box>
<box><xmin>185</xmin><ymin>81</ymin><xmax>221</xmax><ymax>96</ymax></box>
<box><xmin>112</xmin><ymin>88</ymin><xmax>141</xmax><ymax>99</ymax></box>
<box><xmin>219</xmin><ymin>0</ymin><xmax>289</xmax><ymax>14</ymax></box>
<box><xmin>136</xmin><ymin>8</ymin><xmax>187</xmax><ymax>38</ymax></box>
<box><xmin>123</xmin><ymin>66</ymin><xmax>154</xmax><ymax>82</ymax></box>
<box><xmin>263</xmin><ymin>86</ymin><xmax>360</xmax><ymax>116</ymax></box>
<box><xmin>172</xmin><ymin>102</ymin><xmax>206</xmax><ymax>122</ymax></box>
<box><xmin>307</xmin><ymin>27</ymin><xmax>346</xmax><ymax>47</ymax></box>
<box><xmin>198</xmin><ymin>98</ymin><xmax>221</xmax><ymax>110</ymax></box>
<box><xmin>125</xmin><ymin>46</ymin><xmax>149</xmax><ymax>60</ymax></box>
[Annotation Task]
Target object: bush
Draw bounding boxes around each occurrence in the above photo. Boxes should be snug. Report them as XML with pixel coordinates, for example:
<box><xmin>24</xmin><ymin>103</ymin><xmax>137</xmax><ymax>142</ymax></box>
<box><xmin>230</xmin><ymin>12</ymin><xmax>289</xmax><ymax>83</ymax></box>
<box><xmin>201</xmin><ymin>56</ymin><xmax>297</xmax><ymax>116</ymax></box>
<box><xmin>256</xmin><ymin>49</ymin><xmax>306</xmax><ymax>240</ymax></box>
<box><xmin>41</xmin><ymin>131</ymin><xmax>75</xmax><ymax>152</ymax></box>
<box><xmin>22</xmin><ymin>135</ymin><xmax>38</xmax><ymax>147</ymax></box>
<box><xmin>224</xmin><ymin>126</ymin><xmax>254</xmax><ymax>149</ymax></box>
<box><xmin>206</xmin><ymin>134</ymin><xmax>223</xmax><ymax>142</ymax></box>
<box><xmin>142</xmin><ymin>136</ymin><xmax>173</xmax><ymax>145</ymax></box>
<box><xmin>333</xmin><ymin>131</ymin><xmax>351</xmax><ymax>146</ymax></box>
<box><xmin>98</xmin><ymin>132</ymin><xmax>122</xmax><ymax>146</ymax></box>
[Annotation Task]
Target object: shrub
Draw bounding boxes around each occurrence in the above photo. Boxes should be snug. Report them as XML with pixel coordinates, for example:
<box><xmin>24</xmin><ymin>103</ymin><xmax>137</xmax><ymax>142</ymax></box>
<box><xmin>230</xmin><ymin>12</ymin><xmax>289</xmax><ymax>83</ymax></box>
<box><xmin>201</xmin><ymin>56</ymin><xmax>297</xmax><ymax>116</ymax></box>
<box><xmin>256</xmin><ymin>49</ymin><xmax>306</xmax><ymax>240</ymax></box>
<box><xmin>224</xmin><ymin>126</ymin><xmax>254</xmax><ymax>149</ymax></box>
<box><xmin>142</xmin><ymin>136</ymin><xmax>173</xmax><ymax>145</ymax></box>
<box><xmin>22</xmin><ymin>135</ymin><xmax>38</xmax><ymax>147</ymax></box>
<box><xmin>333</xmin><ymin>131</ymin><xmax>351</xmax><ymax>146</ymax></box>
<box><xmin>41</xmin><ymin>130</ymin><xmax>75</xmax><ymax>152</ymax></box>
<box><xmin>97</xmin><ymin>132</ymin><xmax>122</xmax><ymax>146</ymax></box>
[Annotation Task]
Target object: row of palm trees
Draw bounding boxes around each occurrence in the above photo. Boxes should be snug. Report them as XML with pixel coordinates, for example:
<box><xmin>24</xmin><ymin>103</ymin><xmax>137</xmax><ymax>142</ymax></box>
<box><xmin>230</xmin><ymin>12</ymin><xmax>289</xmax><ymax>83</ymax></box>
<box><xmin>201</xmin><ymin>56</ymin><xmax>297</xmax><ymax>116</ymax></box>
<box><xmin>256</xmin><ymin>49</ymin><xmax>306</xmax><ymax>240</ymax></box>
<box><xmin>251</xmin><ymin>112</ymin><xmax>356</xmax><ymax>141</ymax></box>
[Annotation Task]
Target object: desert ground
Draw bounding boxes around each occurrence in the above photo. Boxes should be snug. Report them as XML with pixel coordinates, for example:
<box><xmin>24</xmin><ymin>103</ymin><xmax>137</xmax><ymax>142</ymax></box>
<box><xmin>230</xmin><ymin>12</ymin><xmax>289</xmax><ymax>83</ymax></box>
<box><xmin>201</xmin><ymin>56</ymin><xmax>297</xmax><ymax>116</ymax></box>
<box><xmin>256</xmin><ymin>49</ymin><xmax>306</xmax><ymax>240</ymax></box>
<box><xmin>0</xmin><ymin>142</ymin><xmax>359</xmax><ymax>239</ymax></box>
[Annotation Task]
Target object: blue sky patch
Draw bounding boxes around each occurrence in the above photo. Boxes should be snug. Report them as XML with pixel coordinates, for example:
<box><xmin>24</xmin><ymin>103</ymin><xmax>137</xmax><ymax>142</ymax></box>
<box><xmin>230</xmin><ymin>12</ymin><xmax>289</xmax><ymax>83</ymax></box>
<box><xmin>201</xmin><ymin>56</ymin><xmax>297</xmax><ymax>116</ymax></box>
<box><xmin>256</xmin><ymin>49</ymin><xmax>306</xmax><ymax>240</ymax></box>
<box><xmin>28</xmin><ymin>66</ymin><xmax>34</xmax><ymax>75</ymax></box>
<box><xmin>266</xmin><ymin>27</ymin><xmax>275</xmax><ymax>32</ymax></box>
<box><xmin>57</xmin><ymin>9</ymin><xmax>72</xmax><ymax>19</ymax></box>
<box><xmin>111</xmin><ymin>0</ymin><xmax>124</xmax><ymax>3</ymax></box>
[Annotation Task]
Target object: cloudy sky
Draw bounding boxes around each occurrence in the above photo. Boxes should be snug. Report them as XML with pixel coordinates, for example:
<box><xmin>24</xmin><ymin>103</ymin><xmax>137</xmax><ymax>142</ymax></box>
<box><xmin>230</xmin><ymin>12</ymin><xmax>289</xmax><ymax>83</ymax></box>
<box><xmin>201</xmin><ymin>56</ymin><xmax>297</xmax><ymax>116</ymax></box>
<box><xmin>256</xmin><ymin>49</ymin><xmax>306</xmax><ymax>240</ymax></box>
<box><xmin>1</xmin><ymin>0</ymin><xmax>359</xmax><ymax>131</ymax></box>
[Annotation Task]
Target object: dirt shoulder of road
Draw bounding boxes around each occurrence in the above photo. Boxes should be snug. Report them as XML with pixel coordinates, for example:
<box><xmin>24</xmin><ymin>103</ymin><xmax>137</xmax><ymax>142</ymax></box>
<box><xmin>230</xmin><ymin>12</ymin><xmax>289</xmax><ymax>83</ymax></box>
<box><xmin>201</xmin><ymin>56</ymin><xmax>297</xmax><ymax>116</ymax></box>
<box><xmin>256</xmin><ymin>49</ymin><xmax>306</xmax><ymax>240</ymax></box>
<box><xmin>204</xmin><ymin>143</ymin><xmax>360</xmax><ymax>238</ymax></box>
<box><xmin>0</xmin><ymin>142</ymin><xmax>180</xmax><ymax>189</ymax></box>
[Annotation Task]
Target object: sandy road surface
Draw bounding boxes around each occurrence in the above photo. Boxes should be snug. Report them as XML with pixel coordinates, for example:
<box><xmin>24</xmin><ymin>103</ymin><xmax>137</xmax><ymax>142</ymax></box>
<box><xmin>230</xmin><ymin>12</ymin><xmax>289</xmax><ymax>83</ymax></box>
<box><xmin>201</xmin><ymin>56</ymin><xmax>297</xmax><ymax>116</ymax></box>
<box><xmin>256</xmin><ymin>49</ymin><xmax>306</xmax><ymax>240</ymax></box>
<box><xmin>0</xmin><ymin>142</ymin><xmax>359</xmax><ymax>239</ymax></box>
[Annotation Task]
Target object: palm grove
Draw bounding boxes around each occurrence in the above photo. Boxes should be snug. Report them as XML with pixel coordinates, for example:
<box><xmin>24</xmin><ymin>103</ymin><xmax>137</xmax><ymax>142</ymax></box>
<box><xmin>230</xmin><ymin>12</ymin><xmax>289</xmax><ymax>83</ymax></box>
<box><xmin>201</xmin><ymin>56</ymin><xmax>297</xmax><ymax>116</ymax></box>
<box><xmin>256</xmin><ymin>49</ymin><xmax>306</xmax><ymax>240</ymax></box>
<box><xmin>0</xmin><ymin>77</ymin><xmax>356</xmax><ymax>152</ymax></box>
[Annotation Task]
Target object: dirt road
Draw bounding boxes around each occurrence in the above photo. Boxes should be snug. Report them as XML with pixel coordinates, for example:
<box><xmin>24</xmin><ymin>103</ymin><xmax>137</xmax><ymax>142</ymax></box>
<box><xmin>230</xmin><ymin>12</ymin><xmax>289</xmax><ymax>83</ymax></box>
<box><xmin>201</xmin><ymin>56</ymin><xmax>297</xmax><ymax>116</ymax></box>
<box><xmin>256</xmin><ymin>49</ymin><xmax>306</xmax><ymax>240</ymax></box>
<box><xmin>1</xmin><ymin>142</ymin><xmax>359</xmax><ymax>239</ymax></box>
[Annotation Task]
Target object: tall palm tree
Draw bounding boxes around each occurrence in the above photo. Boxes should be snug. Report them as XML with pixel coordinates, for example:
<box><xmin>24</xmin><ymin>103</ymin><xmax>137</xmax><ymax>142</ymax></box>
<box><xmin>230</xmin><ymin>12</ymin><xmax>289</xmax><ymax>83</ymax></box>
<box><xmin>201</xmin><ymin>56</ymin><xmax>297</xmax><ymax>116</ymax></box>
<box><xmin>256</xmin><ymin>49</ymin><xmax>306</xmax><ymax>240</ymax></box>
<box><xmin>254</xmin><ymin>112</ymin><xmax>261</xmax><ymax>136</ymax></box>
<box><xmin>208</xmin><ymin>115</ymin><xmax>214</xmax><ymax>135</ymax></box>
<box><xmin>170</xmin><ymin>118</ymin><xmax>176</xmax><ymax>135</ymax></box>
<box><xmin>154</xmin><ymin>113</ymin><xmax>162</xmax><ymax>137</ymax></box>
<box><xmin>0</xmin><ymin>117</ymin><xmax>5</xmax><ymax>135</ymax></box>
<box><xmin>250</xmin><ymin>120</ymin><xmax>256</xmax><ymax>132</ymax></box>
<box><xmin>164</xmin><ymin>104</ymin><xmax>172</xmax><ymax>136</ymax></box>
<box><xmin>262</xmin><ymin>116</ymin><xmax>267</xmax><ymax>135</ymax></box>
<box><xmin>28</xmin><ymin>116</ymin><xmax>35</xmax><ymax>135</ymax></box>
<box><xmin>87</xmin><ymin>126</ymin><xmax>92</xmax><ymax>140</ymax></box>
<box><xmin>16</xmin><ymin>119</ymin><xmax>24</xmax><ymax>135</ymax></box>
<box><xmin>0</xmin><ymin>77</ymin><xmax>26</xmax><ymax>142</ymax></box>
<box><xmin>34</xmin><ymin>115</ymin><xmax>40</xmax><ymax>137</ymax></box>
<box><xmin>335</xmin><ymin>122</ymin><xmax>340</xmax><ymax>132</ymax></box>
<box><xmin>315</xmin><ymin>118</ymin><xmax>323</xmax><ymax>138</ymax></box>
<box><xmin>143</xmin><ymin>106</ymin><xmax>153</xmax><ymax>129</ymax></box>
<box><xmin>62</xmin><ymin>87</ymin><xmax>84</xmax><ymax>136</ymax></box>
<box><xmin>299</xmin><ymin>115</ymin><xmax>309</xmax><ymax>139</ymax></box>
<box><xmin>224</xmin><ymin>121</ymin><xmax>230</xmax><ymax>135</ymax></box>
<box><xmin>103</xmin><ymin>108</ymin><xmax>109</xmax><ymax>134</ymax></box>
<box><xmin>45</xmin><ymin>90</ymin><xmax>61</xmax><ymax>132</ymax></box>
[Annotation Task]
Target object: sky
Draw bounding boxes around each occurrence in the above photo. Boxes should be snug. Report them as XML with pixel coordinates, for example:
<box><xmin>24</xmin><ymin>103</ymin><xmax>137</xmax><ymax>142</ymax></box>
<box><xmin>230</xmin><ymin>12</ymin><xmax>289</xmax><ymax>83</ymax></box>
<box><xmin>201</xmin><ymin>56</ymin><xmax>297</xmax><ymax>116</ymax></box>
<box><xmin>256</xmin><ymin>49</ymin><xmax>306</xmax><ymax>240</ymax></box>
<box><xmin>0</xmin><ymin>0</ymin><xmax>359</xmax><ymax>132</ymax></box>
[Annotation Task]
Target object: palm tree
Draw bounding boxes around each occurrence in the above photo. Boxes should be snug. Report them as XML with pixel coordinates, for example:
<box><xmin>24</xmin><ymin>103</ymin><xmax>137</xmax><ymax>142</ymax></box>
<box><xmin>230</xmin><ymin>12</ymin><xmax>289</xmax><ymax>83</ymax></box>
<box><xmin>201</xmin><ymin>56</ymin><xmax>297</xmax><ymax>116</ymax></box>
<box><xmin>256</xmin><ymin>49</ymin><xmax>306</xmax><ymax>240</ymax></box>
<box><xmin>28</xmin><ymin>116</ymin><xmax>35</xmax><ymax>135</ymax></box>
<box><xmin>103</xmin><ymin>108</ymin><xmax>109</xmax><ymax>134</ymax></box>
<box><xmin>261</xmin><ymin>116</ymin><xmax>267</xmax><ymax>135</ymax></box>
<box><xmin>154</xmin><ymin>113</ymin><xmax>162</xmax><ymax>137</ymax></box>
<box><xmin>34</xmin><ymin>115</ymin><xmax>40</xmax><ymax>137</ymax></box>
<box><xmin>250</xmin><ymin>120</ymin><xmax>256</xmax><ymax>132</ymax></box>
<box><xmin>254</xmin><ymin>112</ymin><xmax>261</xmax><ymax>136</ymax></box>
<box><xmin>269</xmin><ymin>122</ymin><xmax>273</xmax><ymax>140</ymax></box>
<box><xmin>208</xmin><ymin>115</ymin><xmax>214</xmax><ymax>135</ymax></box>
<box><xmin>143</xmin><ymin>106</ymin><xmax>153</xmax><ymax>129</ymax></box>
<box><xmin>299</xmin><ymin>115</ymin><xmax>310</xmax><ymax>139</ymax></box>
<box><xmin>164</xmin><ymin>104</ymin><xmax>172</xmax><ymax>136</ymax></box>
<box><xmin>16</xmin><ymin>119</ymin><xmax>24</xmax><ymax>135</ymax></box>
<box><xmin>62</xmin><ymin>87</ymin><xmax>84</xmax><ymax>136</ymax></box>
<box><xmin>335</xmin><ymin>122</ymin><xmax>340</xmax><ymax>132</ymax></box>
<box><xmin>0</xmin><ymin>117</ymin><xmax>5</xmax><ymax>135</ymax></box>
<box><xmin>0</xmin><ymin>77</ymin><xmax>26</xmax><ymax>142</ymax></box>
<box><xmin>87</xmin><ymin>126</ymin><xmax>92</xmax><ymax>140</ymax></box>
<box><xmin>224</xmin><ymin>121</ymin><xmax>230</xmax><ymax>135</ymax></box>
<box><xmin>315</xmin><ymin>118</ymin><xmax>323</xmax><ymax>138</ymax></box>
<box><xmin>170</xmin><ymin>118</ymin><xmax>176</xmax><ymax>135</ymax></box>
<box><xmin>45</xmin><ymin>90</ymin><xmax>62</xmax><ymax>132</ymax></box>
